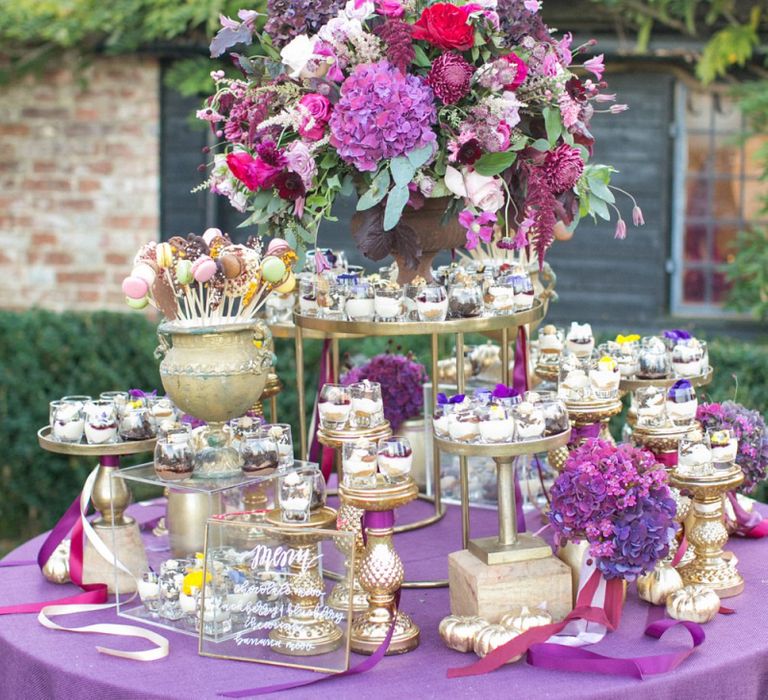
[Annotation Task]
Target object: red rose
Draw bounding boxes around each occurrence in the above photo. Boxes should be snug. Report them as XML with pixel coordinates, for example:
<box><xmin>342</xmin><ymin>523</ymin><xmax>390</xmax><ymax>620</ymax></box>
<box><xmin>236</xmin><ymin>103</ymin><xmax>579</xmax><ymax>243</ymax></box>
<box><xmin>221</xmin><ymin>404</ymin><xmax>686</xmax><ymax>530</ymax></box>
<box><xmin>412</xmin><ymin>3</ymin><xmax>475</xmax><ymax>52</ymax></box>
<box><xmin>226</xmin><ymin>152</ymin><xmax>283</xmax><ymax>191</ymax></box>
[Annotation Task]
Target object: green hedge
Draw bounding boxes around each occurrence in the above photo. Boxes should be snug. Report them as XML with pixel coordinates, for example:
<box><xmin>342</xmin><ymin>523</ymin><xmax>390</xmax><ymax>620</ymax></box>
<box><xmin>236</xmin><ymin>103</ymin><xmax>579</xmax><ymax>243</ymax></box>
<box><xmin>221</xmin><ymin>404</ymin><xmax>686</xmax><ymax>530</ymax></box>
<box><xmin>1</xmin><ymin>311</ymin><xmax>766</xmax><ymax>549</ymax></box>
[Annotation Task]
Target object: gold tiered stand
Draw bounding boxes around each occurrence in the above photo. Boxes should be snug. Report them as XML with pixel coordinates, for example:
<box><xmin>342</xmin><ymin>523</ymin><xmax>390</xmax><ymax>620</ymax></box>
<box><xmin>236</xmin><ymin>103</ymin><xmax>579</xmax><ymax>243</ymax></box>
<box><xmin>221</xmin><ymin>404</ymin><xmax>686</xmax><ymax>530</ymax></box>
<box><xmin>293</xmin><ymin>300</ymin><xmax>547</xmax><ymax>564</ymax></box>
<box><xmin>37</xmin><ymin>427</ymin><xmax>156</xmax><ymax>592</ymax></box>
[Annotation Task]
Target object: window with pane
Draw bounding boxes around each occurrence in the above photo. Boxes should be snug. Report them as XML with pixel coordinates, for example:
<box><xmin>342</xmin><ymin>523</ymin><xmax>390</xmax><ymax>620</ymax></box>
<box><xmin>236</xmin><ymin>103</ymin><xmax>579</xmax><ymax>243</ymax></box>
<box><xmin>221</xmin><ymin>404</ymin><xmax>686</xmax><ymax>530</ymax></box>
<box><xmin>674</xmin><ymin>88</ymin><xmax>768</xmax><ymax>313</ymax></box>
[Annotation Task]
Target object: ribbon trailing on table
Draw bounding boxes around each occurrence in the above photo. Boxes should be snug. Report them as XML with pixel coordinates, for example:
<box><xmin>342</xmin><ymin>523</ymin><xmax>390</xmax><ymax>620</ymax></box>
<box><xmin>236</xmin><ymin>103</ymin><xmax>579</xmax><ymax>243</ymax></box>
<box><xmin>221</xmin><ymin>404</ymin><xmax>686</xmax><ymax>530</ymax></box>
<box><xmin>219</xmin><ymin>509</ymin><xmax>400</xmax><ymax>697</ymax></box>
<box><xmin>568</xmin><ymin>423</ymin><xmax>601</xmax><ymax>447</ymax></box>
<box><xmin>726</xmin><ymin>492</ymin><xmax>768</xmax><ymax>539</ymax></box>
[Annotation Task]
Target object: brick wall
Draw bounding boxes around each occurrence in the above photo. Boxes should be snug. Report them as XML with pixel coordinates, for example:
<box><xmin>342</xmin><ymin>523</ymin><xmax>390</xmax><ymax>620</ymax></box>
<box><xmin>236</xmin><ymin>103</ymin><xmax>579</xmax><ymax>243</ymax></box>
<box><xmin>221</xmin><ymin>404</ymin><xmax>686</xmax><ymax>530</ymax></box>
<box><xmin>0</xmin><ymin>57</ymin><xmax>160</xmax><ymax>311</ymax></box>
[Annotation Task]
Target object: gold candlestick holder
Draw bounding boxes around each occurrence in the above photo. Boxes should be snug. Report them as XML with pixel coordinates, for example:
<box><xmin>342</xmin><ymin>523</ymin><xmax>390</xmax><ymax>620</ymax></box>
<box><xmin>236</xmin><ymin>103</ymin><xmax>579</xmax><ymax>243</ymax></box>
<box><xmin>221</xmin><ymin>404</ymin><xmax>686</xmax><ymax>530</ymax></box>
<box><xmin>670</xmin><ymin>463</ymin><xmax>744</xmax><ymax>598</ymax></box>
<box><xmin>318</xmin><ymin>423</ymin><xmax>392</xmax><ymax>613</ymax></box>
<box><xmin>338</xmin><ymin>475</ymin><xmax>420</xmax><ymax>655</ymax></box>
<box><xmin>263</xmin><ymin>506</ymin><xmax>345</xmax><ymax>655</ymax></box>
<box><xmin>632</xmin><ymin>421</ymin><xmax>698</xmax><ymax>568</ymax></box>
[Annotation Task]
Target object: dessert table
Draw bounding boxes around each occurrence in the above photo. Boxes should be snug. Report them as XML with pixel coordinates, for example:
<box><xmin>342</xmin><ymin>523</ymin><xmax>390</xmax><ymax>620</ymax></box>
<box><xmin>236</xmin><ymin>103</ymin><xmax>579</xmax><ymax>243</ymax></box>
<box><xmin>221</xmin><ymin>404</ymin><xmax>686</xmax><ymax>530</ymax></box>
<box><xmin>1</xmin><ymin>500</ymin><xmax>767</xmax><ymax>700</ymax></box>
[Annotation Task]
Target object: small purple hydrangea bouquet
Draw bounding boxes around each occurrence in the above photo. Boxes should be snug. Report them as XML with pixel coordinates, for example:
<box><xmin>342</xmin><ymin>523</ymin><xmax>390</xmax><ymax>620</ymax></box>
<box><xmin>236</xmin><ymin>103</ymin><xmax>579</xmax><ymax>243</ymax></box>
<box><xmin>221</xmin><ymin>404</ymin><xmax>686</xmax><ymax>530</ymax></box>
<box><xmin>198</xmin><ymin>0</ymin><xmax>642</xmax><ymax>273</ymax></box>
<box><xmin>549</xmin><ymin>438</ymin><xmax>676</xmax><ymax>581</ymax></box>
<box><xmin>342</xmin><ymin>351</ymin><xmax>427</xmax><ymax>430</ymax></box>
<box><xmin>697</xmin><ymin>401</ymin><xmax>768</xmax><ymax>494</ymax></box>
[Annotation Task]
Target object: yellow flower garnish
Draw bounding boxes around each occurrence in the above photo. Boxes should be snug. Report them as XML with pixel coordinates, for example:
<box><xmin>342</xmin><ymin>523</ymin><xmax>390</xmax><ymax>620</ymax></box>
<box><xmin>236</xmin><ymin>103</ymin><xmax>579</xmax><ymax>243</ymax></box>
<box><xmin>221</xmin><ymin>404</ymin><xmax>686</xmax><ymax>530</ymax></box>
<box><xmin>242</xmin><ymin>280</ymin><xmax>259</xmax><ymax>306</ymax></box>
<box><xmin>598</xmin><ymin>356</ymin><xmax>617</xmax><ymax>371</ymax></box>
<box><xmin>616</xmin><ymin>334</ymin><xmax>640</xmax><ymax>344</ymax></box>
<box><xmin>182</xmin><ymin>569</ymin><xmax>211</xmax><ymax>596</ymax></box>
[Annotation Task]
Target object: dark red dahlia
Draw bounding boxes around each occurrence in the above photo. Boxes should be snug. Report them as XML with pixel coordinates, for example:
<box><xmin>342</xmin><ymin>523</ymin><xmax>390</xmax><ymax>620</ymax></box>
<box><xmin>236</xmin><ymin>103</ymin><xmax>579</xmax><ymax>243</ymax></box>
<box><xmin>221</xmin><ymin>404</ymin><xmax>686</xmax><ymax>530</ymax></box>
<box><xmin>565</xmin><ymin>77</ymin><xmax>588</xmax><ymax>103</ymax></box>
<box><xmin>275</xmin><ymin>171</ymin><xmax>306</xmax><ymax>200</ymax></box>
<box><xmin>256</xmin><ymin>140</ymin><xmax>286</xmax><ymax>167</ymax></box>
<box><xmin>543</xmin><ymin>144</ymin><xmax>585</xmax><ymax>195</ymax></box>
<box><xmin>427</xmin><ymin>52</ymin><xmax>474</xmax><ymax>105</ymax></box>
<box><xmin>456</xmin><ymin>138</ymin><xmax>483</xmax><ymax>166</ymax></box>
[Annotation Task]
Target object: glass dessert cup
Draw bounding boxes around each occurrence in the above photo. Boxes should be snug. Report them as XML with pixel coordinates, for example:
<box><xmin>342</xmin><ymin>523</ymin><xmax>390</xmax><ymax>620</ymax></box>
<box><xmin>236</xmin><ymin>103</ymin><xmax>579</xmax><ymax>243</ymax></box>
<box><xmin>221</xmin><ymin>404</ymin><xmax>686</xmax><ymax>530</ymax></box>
<box><xmin>377</xmin><ymin>437</ymin><xmax>414</xmax><ymax>483</ymax></box>
<box><xmin>416</xmin><ymin>284</ymin><xmax>449</xmax><ymax>322</ymax></box>
<box><xmin>318</xmin><ymin>384</ymin><xmax>352</xmax><ymax>430</ymax></box>
<box><xmin>343</xmin><ymin>439</ymin><xmax>378</xmax><ymax>488</ymax></box>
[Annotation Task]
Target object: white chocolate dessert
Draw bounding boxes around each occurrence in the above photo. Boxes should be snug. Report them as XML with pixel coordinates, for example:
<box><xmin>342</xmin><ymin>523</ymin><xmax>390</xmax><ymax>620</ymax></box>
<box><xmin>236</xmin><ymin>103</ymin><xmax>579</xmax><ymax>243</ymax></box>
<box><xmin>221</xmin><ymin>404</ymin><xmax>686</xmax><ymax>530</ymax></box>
<box><xmin>448</xmin><ymin>412</ymin><xmax>480</xmax><ymax>442</ymax></box>
<box><xmin>566</xmin><ymin>322</ymin><xmax>594</xmax><ymax>357</ymax></box>
<box><xmin>433</xmin><ymin>412</ymin><xmax>451</xmax><ymax>437</ymax></box>
<box><xmin>281</xmin><ymin>496</ymin><xmax>311</xmax><ymax>511</ymax></box>
<box><xmin>666</xmin><ymin>398</ymin><xmax>698</xmax><ymax>425</ymax></box>
<box><xmin>343</xmin><ymin>448</ymin><xmax>378</xmax><ymax>477</ymax></box>
<box><xmin>138</xmin><ymin>577</ymin><xmax>160</xmax><ymax>602</ymax></box>
<box><xmin>179</xmin><ymin>591</ymin><xmax>198</xmax><ymax>615</ymax></box>
<box><xmin>488</xmin><ymin>285</ymin><xmax>515</xmax><ymax>312</ymax></box>
<box><xmin>678</xmin><ymin>443</ymin><xmax>712</xmax><ymax>468</ymax></box>
<box><xmin>374</xmin><ymin>295</ymin><xmax>402</xmax><ymax>319</ymax></box>
<box><xmin>377</xmin><ymin>449</ymin><xmax>413</xmax><ymax>477</ymax></box>
<box><xmin>416</xmin><ymin>297</ymin><xmax>449</xmax><ymax>322</ymax></box>
<box><xmin>266</xmin><ymin>292</ymin><xmax>295</xmax><ymax>311</ymax></box>
<box><xmin>636</xmin><ymin>392</ymin><xmax>666</xmax><ymax>425</ymax></box>
<box><xmin>345</xmin><ymin>297</ymin><xmax>375</xmax><ymax>320</ymax></box>
<box><xmin>318</xmin><ymin>399</ymin><xmax>351</xmax><ymax>427</ymax></box>
<box><xmin>478</xmin><ymin>405</ymin><xmax>515</xmax><ymax>442</ymax></box>
<box><xmin>351</xmin><ymin>396</ymin><xmax>384</xmax><ymax>424</ymax></box>
<box><xmin>53</xmin><ymin>405</ymin><xmax>85</xmax><ymax>442</ymax></box>
<box><xmin>709</xmin><ymin>431</ymin><xmax>738</xmax><ymax>463</ymax></box>
<box><xmin>538</xmin><ymin>325</ymin><xmax>563</xmax><ymax>356</ymax></box>
<box><xmin>559</xmin><ymin>368</ymin><xmax>589</xmax><ymax>401</ymax></box>
<box><xmin>672</xmin><ymin>340</ymin><xmax>704</xmax><ymax>377</ymax></box>
<box><xmin>515</xmin><ymin>402</ymin><xmax>545</xmax><ymax>439</ymax></box>
<box><xmin>589</xmin><ymin>356</ymin><xmax>620</xmax><ymax>398</ymax></box>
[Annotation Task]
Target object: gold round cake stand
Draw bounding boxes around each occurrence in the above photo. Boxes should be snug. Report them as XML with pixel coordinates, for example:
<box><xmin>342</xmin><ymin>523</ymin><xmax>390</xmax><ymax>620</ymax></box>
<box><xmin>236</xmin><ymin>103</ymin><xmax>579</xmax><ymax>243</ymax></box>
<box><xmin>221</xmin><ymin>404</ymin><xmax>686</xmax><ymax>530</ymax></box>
<box><xmin>263</xmin><ymin>506</ymin><xmax>346</xmax><ymax>655</ymax></box>
<box><xmin>38</xmin><ymin>427</ymin><xmax>156</xmax><ymax>591</ymax></box>
<box><xmin>293</xmin><ymin>301</ymin><xmax>546</xmax><ymax>572</ymax></box>
<box><xmin>669</xmin><ymin>464</ymin><xmax>745</xmax><ymax>598</ymax></box>
<box><xmin>339</xmin><ymin>476</ymin><xmax>421</xmax><ymax>655</ymax></box>
<box><xmin>619</xmin><ymin>366</ymin><xmax>713</xmax><ymax>394</ymax></box>
<box><xmin>434</xmin><ymin>430</ymin><xmax>570</xmax><ymax>565</ymax></box>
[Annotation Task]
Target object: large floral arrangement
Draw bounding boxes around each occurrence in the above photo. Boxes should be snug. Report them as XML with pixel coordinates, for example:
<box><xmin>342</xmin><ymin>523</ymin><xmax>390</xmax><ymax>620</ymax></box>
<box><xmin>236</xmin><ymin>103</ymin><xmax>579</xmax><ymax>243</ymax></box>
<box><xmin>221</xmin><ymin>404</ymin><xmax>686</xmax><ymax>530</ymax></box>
<box><xmin>198</xmin><ymin>0</ymin><xmax>642</xmax><ymax>272</ymax></box>
<box><xmin>697</xmin><ymin>401</ymin><xmax>768</xmax><ymax>494</ymax></box>
<box><xmin>549</xmin><ymin>439</ymin><xmax>676</xmax><ymax>581</ymax></box>
<box><xmin>342</xmin><ymin>351</ymin><xmax>427</xmax><ymax>430</ymax></box>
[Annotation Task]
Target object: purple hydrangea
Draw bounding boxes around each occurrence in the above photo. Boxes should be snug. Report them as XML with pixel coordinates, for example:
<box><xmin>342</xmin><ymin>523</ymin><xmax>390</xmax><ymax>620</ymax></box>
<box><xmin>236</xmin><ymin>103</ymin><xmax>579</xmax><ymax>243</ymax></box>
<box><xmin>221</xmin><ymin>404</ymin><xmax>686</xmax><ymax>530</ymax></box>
<box><xmin>549</xmin><ymin>439</ymin><xmax>676</xmax><ymax>581</ymax></box>
<box><xmin>329</xmin><ymin>61</ymin><xmax>437</xmax><ymax>172</ymax></box>
<box><xmin>264</xmin><ymin>0</ymin><xmax>344</xmax><ymax>49</ymax></box>
<box><xmin>341</xmin><ymin>352</ymin><xmax>427</xmax><ymax>431</ymax></box>
<box><xmin>697</xmin><ymin>401</ymin><xmax>768</xmax><ymax>493</ymax></box>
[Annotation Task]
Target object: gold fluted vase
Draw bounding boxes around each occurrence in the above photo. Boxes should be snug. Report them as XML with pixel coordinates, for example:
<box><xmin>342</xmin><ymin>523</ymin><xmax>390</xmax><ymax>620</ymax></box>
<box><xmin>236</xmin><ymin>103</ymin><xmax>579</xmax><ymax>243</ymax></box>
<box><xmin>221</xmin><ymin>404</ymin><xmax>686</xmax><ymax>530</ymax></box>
<box><xmin>338</xmin><ymin>476</ymin><xmax>420</xmax><ymax>655</ymax></box>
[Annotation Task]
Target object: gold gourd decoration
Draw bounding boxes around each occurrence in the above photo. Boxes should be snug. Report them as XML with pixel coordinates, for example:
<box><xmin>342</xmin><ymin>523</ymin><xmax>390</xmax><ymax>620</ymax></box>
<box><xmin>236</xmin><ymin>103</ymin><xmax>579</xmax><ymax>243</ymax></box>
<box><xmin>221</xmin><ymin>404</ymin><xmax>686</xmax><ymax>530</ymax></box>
<box><xmin>637</xmin><ymin>563</ymin><xmax>684</xmax><ymax>606</ymax></box>
<box><xmin>666</xmin><ymin>585</ymin><xmax>721</xmax><ymax>624</ymax></box>
<box><xmin>438</xmin><ymin>615</ymin><xmax>490</xmax><ymax>653</ymax></box>
<box><xmin>42</xmin><ymin>539</ymin><xmax>71</xmax><ymax>584</ymax></box>
<box><xmin>499</xmin><ymin>605</ymin><xmax>553</xmax><ymax>633</ymax></box>
<box><xmin>473</xmin><ymin>624</ymin><xmax>523</xmax><ymax>662</ymax></box>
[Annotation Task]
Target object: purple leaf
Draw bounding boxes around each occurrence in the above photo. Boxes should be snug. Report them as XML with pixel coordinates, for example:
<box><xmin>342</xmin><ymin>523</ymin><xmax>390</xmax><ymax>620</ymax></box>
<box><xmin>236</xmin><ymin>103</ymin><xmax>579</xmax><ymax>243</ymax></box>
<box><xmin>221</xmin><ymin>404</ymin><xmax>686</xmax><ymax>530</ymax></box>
<box><xmin>210</xmin><ymin>25</ymin><xmax>254</xmax><ymax>58</ymax></box>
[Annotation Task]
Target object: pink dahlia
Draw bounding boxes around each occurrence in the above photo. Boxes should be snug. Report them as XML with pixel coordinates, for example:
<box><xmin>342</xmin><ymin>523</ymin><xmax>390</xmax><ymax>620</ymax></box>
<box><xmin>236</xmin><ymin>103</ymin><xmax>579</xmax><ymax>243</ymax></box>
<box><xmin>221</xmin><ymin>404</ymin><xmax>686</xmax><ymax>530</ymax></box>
<box><xmin>427</xmin><ymin>52</ymin><xmax>474</xmax><ymax>105</ymax></box>
<box><xmin>543</xmin><ymin>143</ymin><xmax>584</xmax><ymax>194</ymax></box>
<box><xmin>329</xmin><ymin>61</ymin><xmax>437</xmax><ymax>172</ymax></box>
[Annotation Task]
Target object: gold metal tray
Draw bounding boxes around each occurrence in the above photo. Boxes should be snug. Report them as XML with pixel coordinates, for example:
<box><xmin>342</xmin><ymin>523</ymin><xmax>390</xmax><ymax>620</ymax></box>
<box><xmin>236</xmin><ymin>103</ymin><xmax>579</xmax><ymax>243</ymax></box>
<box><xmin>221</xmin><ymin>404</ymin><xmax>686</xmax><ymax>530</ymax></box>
<box><xmin>433</xmin><ymin>429</ymin><xmax>570</xmax><ymax>457</ymax></box>
<box><xmin>619</xmin><ymin>366</ymin><xmax>713</xmax><ymax>392</ymax></box>
<box><xmin>38</xmin><ymin>426</ymin><xmax>156</xmax><ymax>456</ymax></box>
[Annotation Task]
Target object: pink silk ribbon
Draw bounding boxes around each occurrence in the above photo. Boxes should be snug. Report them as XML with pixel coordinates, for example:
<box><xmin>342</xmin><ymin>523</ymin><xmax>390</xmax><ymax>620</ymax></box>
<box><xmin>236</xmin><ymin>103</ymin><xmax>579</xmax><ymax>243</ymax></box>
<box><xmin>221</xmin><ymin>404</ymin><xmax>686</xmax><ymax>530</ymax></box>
<box><xmin>655</xmin><ymin>452</ymin><xmax>678</xmax><ymax>468</ymax></box>
<box><xmin>670</xmin><ymin>534</ymin><xmax>688</xmax><ymax>568</ymax></box>
<box><xmin>512</xmin><ymin>327</ymin><xmax>528</xmax><ymax>533</ymax></box>
<box><xmin>726</xmin><ymin>492</ymin><xmax>768</xmax><ymax>538</ymax></box>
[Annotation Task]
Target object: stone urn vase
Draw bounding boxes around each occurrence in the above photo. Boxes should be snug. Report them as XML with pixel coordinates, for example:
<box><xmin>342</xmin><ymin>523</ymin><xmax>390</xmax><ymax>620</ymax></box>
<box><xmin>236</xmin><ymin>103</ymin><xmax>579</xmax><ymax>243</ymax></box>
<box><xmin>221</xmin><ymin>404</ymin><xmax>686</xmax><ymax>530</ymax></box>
<box><xmin>351</xmin><ymin>197</ymin><xmax>467</xmax><ymax>285</ymax></box>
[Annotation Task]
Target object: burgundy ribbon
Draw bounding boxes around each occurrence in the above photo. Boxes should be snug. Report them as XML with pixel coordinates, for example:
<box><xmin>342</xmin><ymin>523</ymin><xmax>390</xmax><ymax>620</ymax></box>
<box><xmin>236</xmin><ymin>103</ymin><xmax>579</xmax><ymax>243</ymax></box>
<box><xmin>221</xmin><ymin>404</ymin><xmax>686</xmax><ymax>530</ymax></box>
<box><xmin>568</xmin><ymin>423</ymin><xmax>601</xmax><ymax>447</ymax></box>
<box><xmin>726</xmin><ymin>492</ymin><xmax>768</xmax><ymax>538</ymax></box>
<box><xmin>310</xmin><ymin>339</ymin><xmax>335</xmax><ymax>481</ymax></box>
<box><xmin>512</xmin><ymin>328</ymin><xmax>528</xmax><ymax>533</ymax></box>
<box><xmin>655</xmin><ymin>452</ymin><xmax>678</xmax><ymax>468</ymax></box>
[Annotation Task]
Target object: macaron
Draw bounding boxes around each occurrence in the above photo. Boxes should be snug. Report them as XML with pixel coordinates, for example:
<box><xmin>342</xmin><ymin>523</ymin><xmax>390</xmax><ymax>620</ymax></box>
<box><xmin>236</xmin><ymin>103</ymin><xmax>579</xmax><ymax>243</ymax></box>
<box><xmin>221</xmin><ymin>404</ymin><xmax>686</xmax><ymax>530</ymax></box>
<box><xmin>261</xmin><ymin>255</ymin><xmax>286</xmax><ymax>284</ymax></box>
<box><xmin>132</xmin><ymin>261</ymin><xmax>157</xmax><ymax>286</ymax></box>
<box><xmin>219</xmin><ymin>253</ymin><xmax>242</xmax><ymax>279</ymax></box>
<box><xmin>274</xmin><ymin>271</ymin><xmax>296</xmax><ymax>294</ymax></box>
<box><xmin>266</xmin><ymin>237</ymin><xmax>292</xmax><ymax>257</ymax></box>
<box><xmin>203</xmin><ymin>228</ymin><xmax>223</xmax><ymax>246</ymax></box>
<box><xmin>156</xmin><ymin>242</ymin><xmax>174</xmax><ymax>268</ymax></box>
<box><xmin>191</xmin><ymin>255</ymin><xmax>218</xmax><ymax>283</ymax></box>
<box><xmin>176</xmin><ymin>259</ymin><xmax>193</xmax><ymax>285</ymax></box>
<box><xmin>125</xmin><ymin>296</ymin><xmax>149</xmax><ymax>309</ymax></box>
<box><xmin>122</xmin><ymin>276</ymin><xmax>150</xmax><ymax>300</ymax></box>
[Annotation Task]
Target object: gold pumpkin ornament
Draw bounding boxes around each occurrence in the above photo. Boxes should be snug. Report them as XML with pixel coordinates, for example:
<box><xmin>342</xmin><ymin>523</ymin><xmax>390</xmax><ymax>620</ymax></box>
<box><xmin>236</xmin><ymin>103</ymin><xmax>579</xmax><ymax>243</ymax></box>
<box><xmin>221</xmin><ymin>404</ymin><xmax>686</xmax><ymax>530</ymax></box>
<box><xmin>438</xmin><ymin>615</ymin><xmax>489</xmax><ymax>653</ymax></box>
<box><xmin>499</xmin><ymin>605</ymin><xmax>553</xmax><ymax>633</ymax></box>
<box><xmin>637</xmin><ymin>564</ymin><xmax>684</xmax><ymax>606</ymax></box>
<box><xmin>42</xmin><ymin>538</ymin><xmax>71</xmax><ymax>584</ymax></box>
<box><xmin>473</xmin><ymin>624</ymin><xmax>523</xmax><ymax>663</ymax></box>
<box><xmin>666</xmin><ymin>585</ymin><xmax>721</xmax><ymax>624</ymax></box>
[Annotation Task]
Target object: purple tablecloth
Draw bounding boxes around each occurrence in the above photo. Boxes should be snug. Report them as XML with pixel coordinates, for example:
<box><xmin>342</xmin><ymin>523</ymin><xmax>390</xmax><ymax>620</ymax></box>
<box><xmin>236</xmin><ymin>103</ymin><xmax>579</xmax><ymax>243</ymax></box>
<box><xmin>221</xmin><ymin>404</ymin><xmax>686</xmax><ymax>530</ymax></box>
<box><xmin>1</xmin><ymin>500</ymin><xmax>767</xmax><ymax>700</ymax></box>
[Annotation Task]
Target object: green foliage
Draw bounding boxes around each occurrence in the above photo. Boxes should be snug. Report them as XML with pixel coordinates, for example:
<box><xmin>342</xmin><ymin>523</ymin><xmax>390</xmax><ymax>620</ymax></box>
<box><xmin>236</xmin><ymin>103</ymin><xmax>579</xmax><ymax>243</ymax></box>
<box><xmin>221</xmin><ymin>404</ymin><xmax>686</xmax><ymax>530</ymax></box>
<box><xmin>696</xmin><ymin>7</ymin><xmax>762</xmax><ymax>84</ymax></box>
<box><xmin>0</xmin><ymin>309</ymin><xmax>161</xmax><ymax>543</ymax></box>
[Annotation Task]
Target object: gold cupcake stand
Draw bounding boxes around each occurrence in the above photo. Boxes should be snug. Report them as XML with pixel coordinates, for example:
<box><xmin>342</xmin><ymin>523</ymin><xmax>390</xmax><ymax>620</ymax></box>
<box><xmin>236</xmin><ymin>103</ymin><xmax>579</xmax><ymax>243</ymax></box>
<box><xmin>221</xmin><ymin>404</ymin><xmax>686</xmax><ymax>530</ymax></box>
<box><xmin>287</xmin><ymin>301</ymin><xmax>546</xmax><ymax>589</ymax></box>
<box><xmin>37</xmin><ymin>427</ymin><xmax>156</xmax><ymax>592</ymax></box>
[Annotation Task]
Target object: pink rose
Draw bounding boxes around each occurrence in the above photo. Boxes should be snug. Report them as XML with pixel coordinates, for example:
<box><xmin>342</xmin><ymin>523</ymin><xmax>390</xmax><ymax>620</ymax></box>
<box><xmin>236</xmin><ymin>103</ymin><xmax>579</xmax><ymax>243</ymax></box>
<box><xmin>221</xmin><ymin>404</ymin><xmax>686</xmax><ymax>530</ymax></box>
<box><xmin>501</xmin><ymin>53</ymin><xmax>528</xmax><ymax>90</ymax></box>
<box><xmin>444</xmin><ymin>166</ymin><xmax>506</xmax><ymax>213</ymax></box>
<box><xmin>376</xmin><ymin>0</ymin><xmax>404</xmax><ymax>18</ymax></box>
<box><xmin>298</xmin><ymin>93</ymin><xmax>332</xmax><ymax>141</ymax></box>
<box><xmin>226</xmin><ymin>152</ymin><xmax>283</xmax><ymax>191</ymax></box>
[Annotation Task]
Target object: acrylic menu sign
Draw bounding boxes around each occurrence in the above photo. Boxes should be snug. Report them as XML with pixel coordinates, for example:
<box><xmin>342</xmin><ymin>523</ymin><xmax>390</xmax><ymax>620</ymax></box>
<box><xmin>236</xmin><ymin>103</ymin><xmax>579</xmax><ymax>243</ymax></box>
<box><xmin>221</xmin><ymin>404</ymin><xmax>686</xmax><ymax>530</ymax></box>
<box><xmin>199</xmin><ymin>511</ymin><xmax>355</xmax><ymax>673</ymax></box>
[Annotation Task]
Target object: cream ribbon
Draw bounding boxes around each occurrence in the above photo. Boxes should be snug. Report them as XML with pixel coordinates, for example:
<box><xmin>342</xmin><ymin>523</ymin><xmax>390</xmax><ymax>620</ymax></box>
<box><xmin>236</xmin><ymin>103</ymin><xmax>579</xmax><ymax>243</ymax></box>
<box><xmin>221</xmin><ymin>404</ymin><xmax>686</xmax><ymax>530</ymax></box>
<box><xmin>37</xmin><ymin>464</ymin><xmax>170</xmax><ymax>661</ymax></box>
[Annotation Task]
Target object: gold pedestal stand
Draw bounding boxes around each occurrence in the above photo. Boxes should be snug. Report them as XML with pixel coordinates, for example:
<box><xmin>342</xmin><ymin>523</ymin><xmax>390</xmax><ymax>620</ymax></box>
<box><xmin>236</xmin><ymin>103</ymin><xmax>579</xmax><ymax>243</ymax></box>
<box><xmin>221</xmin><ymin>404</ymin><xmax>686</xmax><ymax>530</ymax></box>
<box><xmin>292</xmin><ymin>302</ymin><xmax>547</xmax><ymax>590</ymax></box>
<box><xmin>566</xmin><ymin>397</ymin><xmax>623</xmax><ymax>446</ymax></box>
<box><xmin>264</xmin><ymin>506</ymin><xmax>345</xmax><ymax>655</ymax></box>
<box><xmin>318</xmin><ymin>423</ymin><xmax>393</xmax><ymax>613</ymax></box>
<box><xmin>37</xmin><ymin>428</ymin><xmax>155</xmax><ymax>592</ymax></box>
<box><xmin>339</xmin><ymin>476</ymin><xmax>420</xmax><ymax>655</ymax></box>
<box><xmin>670</xmin><ymin>464</ymin><xmax>744</xmax><ymax>597</ymax></box>
<box><xmin>632</xmin><ymin>422</ymin><xmax>699</xmax><ymax>568</ymax></box>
